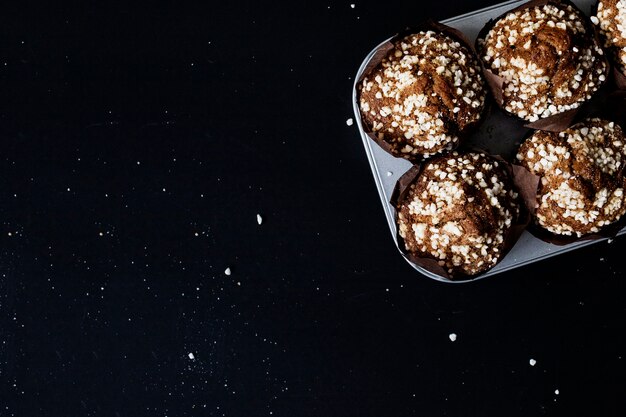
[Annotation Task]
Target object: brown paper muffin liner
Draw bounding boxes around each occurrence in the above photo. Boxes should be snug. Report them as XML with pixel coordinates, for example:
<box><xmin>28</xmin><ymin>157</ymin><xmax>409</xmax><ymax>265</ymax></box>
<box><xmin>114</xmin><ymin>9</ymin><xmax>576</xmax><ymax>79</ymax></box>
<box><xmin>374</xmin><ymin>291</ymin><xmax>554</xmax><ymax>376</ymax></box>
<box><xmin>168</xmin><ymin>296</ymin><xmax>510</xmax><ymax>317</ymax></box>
<box><xmin>525</xmin><ymin>218</ymin><xmax>626</xmax><ymax>246</ymax></box>
<box><xmin>356</xmin><ymin>20</ymin><xmax>489</xmax><ymax>163</ymax></box>
<box><xmin>390</xmin><ymin>154</ymin><xmax>536</xmax><ymax>280</ymax></box>
<box><xmin>615</xmin><ymin>67</ymin><xmax>626</xmax><ymax>91</ymax></box>
<box><xmin>476</xmin><ymin>0</ymin><xmax>611</xmax><ymax>132</ymax></box>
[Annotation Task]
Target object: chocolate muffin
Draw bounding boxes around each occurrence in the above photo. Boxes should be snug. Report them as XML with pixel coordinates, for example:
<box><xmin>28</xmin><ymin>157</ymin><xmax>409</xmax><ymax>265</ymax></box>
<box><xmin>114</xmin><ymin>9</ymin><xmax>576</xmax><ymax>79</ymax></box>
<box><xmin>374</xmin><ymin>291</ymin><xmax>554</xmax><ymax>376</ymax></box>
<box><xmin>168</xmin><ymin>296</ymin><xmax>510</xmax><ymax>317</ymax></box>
<box><xmin>397</xmin><ymin>152</ymin><xmax>522</xmax><ymax>276</ymax></box>
<box><xmin>516</xmin><ymin>118</ymin><xmax>626</xmax><ymax>236</ymax></box>
<box><xmin>592</xmin><ymin>0</ymin><xmax>626</xmax><ymax>76</ymax></box>
<box><xmin>477</xmin><ymin>1</ymin><xmax>609</xmax><ymax>122</ymax></box>
<box><xmin>359</xmin><ymin>30</ymin><xmax>487</xmax><ymax>160</ymax></box>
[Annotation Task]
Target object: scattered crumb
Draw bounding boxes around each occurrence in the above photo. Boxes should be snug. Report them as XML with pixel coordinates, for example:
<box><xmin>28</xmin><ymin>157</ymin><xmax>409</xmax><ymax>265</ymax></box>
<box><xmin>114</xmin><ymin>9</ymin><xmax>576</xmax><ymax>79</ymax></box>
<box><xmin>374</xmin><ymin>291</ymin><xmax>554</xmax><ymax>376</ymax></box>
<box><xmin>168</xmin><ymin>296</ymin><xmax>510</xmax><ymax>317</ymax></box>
<box><xmin>257</xmin><ymin>214</ymin><xmax>263</xmax><ymax>225</ymax></box>
<box><xmin>350</xmin><ymin>3</ymin><xmax>355</xmax><ymax>8</ymax></box>
<box><xmin>600</xmin><ymin>257</ymin><xmax>605</xmax><ymax>262</ymax></box>
<box><xmin>608</xmin><ymin>238</ymin><xmax>614</xmax><ymax>244</ymax></box>
<box><xmin>555</xmin><ymin>389</ymin><xmax>559</xmax><ymax>395</ymax></box>
<box><xmin>188</xmin><ymin>352</ymin><xmax>195</xmax><ymax>360</ymax></box>
<box><xmin>529</xmin><ymin>358</ymin><xmax>537</xmax><ymax>366</ymax></box>
<box><xmin>346</xmin><ymin>118</ymin><xmax>354</xmax><ymax>126</ymax></box>
<box><xmin>449</xmin><ymin>333</ymin><xmax>457</xmax><ymax>342</ymax></box>
<box><xmin>224</xmin><ymin>267</ymin><xmax>232</xmax><ymax>276</ymax></box>
<box><xmin>236</xmin><ymin>281</ymin><xmax>241</xmax><ymax>286</ymax></box>
<box><xmin>386</xmin><ymin>171</ymin><xmax>393</xmax><ymax>177</ymax></box>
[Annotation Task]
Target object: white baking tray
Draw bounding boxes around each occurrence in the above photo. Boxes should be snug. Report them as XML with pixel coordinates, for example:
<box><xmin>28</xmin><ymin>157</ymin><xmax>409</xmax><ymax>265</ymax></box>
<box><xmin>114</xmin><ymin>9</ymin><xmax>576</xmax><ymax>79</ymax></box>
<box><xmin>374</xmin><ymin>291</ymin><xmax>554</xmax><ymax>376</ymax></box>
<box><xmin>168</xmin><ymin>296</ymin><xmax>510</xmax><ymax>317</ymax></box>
<box><xmin>352</xmin><ymin>0</ymin><xmax>625</xmax><ymax>282</ymax></box>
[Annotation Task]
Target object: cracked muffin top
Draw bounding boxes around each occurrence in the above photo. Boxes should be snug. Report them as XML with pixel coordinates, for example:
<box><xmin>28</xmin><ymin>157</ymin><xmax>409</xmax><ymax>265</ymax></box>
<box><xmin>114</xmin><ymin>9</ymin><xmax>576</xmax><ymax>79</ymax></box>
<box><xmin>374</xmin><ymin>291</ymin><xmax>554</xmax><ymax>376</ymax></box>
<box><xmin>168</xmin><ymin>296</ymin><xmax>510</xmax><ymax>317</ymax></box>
<box><xmin>359</xmin><ymin>30</ymin><xmax>487</xmax><ymax>161</ymax></box>
<box><xmin>477</xmin><ymin>1</ymin><xmax>609</xmax><ymax>122</ymax></box>
<box><xmin>397</xmin><ymin>152</ymin><xmax>521</xmax><ymax>276</ymax></box>
<box><xmin>517</xmin><ymin>118</ymin><xmax>626</xmax><ymax>236</ymax></box>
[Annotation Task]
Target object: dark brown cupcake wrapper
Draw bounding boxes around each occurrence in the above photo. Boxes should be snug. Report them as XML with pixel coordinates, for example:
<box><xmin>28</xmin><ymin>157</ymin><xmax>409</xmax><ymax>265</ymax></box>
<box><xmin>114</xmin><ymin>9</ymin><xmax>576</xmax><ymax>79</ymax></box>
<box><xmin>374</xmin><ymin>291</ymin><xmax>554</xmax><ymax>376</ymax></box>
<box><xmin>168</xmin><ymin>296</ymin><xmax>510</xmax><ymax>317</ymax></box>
<box><xmin>476</xmin><ymin>0</ymin><xmax>611</xmax><ymax>132</ymax></box>
<box><xmin>356</xmin><ymin>20</ymin><xmax>489</xmax><ymax>164</ymax></box>
<box><xmin>390</xmin><ymin>152</ymin><xmax>534</xmax><ymax>280</ymax></box>
<box><xmin>358</xmin><ymin>42</ymin><xmax>394</xmax><ymax>86</ymax></box>
<box><xmin>615</xmin><ymin>67</ymin><xmax>626</xmax><ymax>91</ymax></box>
<box><xmin>525</xmin><ymin>218</ymin><xmax>626</xmax><ymax>246</ymax></box>
<box><xmin>509</xmin><ymin>162</ymin><xmax>541</xmax><ymax>217</ymax></box>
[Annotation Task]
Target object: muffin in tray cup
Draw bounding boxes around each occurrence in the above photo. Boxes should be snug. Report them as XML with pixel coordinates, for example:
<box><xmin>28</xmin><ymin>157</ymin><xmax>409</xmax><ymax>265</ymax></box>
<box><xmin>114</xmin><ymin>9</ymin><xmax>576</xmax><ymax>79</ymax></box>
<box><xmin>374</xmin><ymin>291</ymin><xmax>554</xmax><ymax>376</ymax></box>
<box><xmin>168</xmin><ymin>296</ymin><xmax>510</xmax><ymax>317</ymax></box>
<box><xmin>357</xmin><ymin>22</ymin><xmax>488</xmax><ymax>162</ymax></box>
<box><xmin>477</xmin><ymin>0</ymin><xmax>610</xmax><ymax>130</ymax></box>
<box><xmin>516</xmin><ymin>118</ymin><xmax>626</xmax><ymax>239</ymax></box>
<box><xmin>393</xmin><ymin>151</ymin><xmax>528</xmax><ymax>278</ymax></box>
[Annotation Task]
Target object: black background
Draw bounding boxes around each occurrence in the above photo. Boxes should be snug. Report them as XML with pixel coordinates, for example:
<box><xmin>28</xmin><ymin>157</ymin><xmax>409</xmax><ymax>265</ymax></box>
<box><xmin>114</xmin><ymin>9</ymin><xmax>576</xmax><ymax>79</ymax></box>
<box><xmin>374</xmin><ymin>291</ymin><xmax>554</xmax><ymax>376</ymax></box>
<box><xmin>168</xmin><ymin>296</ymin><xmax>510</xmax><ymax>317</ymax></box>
<box><xmin>2</xmin><ymin>1</ymin><xmax>626</xmax><ymax>416</ymax></box>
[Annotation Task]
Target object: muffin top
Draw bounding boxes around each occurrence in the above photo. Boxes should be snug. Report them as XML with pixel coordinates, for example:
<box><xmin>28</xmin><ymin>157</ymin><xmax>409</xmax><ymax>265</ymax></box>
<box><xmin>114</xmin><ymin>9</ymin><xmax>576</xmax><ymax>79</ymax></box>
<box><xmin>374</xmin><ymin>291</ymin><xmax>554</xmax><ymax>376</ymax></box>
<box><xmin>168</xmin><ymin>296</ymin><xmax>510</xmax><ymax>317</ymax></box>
<box><xmin>477</xmin><ymin>1</ymin><xmax>609</xmax><ymax>122</ymax></box>
<box><xmin>592</xmin><ymin>0</ymin><xmax>626</xmax><ymax>76</ymax></box>
<box><xmin>359</xmin><ymin>30</ymin><xmax>487</xmax><ymax>160</ymax></box>
<box><xmin>516</xmin><ymin>118</ymin><xmax>626</xmax><ymax>236</ymax></box>
<box><xmin>397</xmin><ymin>152</ymin><xmax>521</xmax><ymax>276</ymax></box>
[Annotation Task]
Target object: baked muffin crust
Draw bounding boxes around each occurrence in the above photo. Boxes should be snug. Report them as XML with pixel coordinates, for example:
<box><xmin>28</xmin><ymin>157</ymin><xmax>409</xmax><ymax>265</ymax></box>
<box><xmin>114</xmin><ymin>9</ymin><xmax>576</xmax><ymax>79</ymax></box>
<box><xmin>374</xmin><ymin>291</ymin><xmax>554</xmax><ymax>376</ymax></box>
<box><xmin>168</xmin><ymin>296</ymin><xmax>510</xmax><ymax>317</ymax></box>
<box><xmin>478</xmin><ymin>1</ymin><xmax>609</xmax><ymax>122</ymax></box>
<box><xmin>397</xmin><ymin>152</ymin><xmax>521</xmax><ymax>276</ymax></box>
<box><xmin>359</xmin><ymin>30</ymin><xmax>487</xmax><ymax>160</ymax></box>
<box><xmin>592</xmin><ymin>0</ymin><xmax>626</xmax><ymax>76</ymax></box>
<box><xmin>517</xmin><ymin>118</ymin><xmax>626</xmax><ymax>236</ymax></box>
